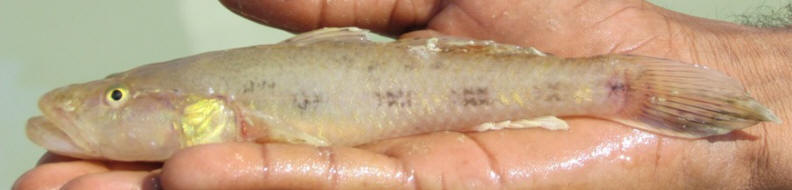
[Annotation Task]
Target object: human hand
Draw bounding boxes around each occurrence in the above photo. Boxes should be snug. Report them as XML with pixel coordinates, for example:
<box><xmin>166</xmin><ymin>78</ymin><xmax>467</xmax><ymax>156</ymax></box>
<box><xmin>13</xmin><ymin>153</ymin><xmax>161</xmax><ymax>189</ymax></box>
<box><xmin>15</xmin><ymin>0</ymin><xmax>792</xmax><ymax>189</ymax></box>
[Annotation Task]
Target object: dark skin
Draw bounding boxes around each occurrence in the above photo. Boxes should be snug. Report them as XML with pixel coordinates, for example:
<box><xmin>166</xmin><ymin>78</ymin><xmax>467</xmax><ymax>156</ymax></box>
<box><xmin>14</xmin><ymin>0</ymin><xmax>792</xmax><ymax>189</ymax></box>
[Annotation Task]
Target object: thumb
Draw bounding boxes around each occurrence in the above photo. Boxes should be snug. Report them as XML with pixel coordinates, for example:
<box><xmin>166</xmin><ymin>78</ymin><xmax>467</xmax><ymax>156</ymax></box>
<box><xmin>219</xmin><ymin>0</ymin><xmax>443</xmax><ymax>35</ymax></box>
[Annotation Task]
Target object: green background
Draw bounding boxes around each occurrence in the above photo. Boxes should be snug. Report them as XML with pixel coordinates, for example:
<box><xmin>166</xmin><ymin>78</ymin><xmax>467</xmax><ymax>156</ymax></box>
<box><xmin>0</xmin><ymin>0</ymin><xmax>787</xmax><ymax>187</ymax></box>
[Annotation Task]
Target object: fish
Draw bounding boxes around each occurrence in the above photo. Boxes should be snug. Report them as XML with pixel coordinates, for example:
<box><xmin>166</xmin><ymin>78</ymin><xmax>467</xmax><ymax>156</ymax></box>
<box><xmin>26</xmin><ymin>27</ymin><xmax>781</xmax><ymax>161</ymax></box>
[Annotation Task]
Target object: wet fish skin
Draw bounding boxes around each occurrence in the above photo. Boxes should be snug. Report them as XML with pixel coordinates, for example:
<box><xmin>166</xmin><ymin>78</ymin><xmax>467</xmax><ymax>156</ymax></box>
<box><xmin>26</xmin><ymin>27</ymin><xmax>780</xmax><ymax>161</ymax></box>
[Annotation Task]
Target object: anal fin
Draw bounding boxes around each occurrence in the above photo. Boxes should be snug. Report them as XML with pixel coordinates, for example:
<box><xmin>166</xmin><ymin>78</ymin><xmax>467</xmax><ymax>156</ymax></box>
<box><xmin>472</xmin><ymin>116</ymin><xmax>569</xmax><ymax>132</ymax></box>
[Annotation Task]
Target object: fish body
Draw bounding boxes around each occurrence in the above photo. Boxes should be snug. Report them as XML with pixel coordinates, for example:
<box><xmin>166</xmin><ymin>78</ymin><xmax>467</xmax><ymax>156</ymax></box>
<box><xmin>27</xmin><ymin>28</ymin><xmax>780</xmax><ymax>161</ymax></box>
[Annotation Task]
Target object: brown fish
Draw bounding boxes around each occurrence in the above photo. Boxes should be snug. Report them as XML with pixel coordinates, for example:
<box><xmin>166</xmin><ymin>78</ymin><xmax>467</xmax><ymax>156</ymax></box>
<box><xmin>26</xmin><ymin>27</ymin><xmax>780</xmax><ymax>161</ymax></box>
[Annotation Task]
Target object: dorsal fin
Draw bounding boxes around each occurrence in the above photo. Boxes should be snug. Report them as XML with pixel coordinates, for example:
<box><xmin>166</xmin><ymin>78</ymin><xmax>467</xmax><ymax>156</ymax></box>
<box><xmin>395</xmin><ymin>37</ymin><xmax>549</xmax><ymax>56</ymax></box>
<box><xmin>281</xmin><ymin>27</ymin><xmax>373</xmax><ymax>46</ymax></box>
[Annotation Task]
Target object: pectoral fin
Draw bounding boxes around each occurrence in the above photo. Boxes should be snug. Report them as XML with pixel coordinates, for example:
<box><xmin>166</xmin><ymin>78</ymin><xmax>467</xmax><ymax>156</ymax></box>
<box><xmin>237</xmin><ymin>108</ymin><xmax>330</xmax><ymax>146</ymax></box>
<box><xmin>179</xmin><ymin>97</ymin><xmax>236</xmax><ymax>147</ymax></box>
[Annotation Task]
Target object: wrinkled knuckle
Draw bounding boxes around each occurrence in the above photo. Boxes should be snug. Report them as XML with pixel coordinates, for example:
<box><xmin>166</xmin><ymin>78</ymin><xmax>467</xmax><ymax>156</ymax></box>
<box><xmin>163</xmin><ymin>143</ymin><xmax>259</xmax><ymax>189</ymax></box>
<box><xmin>167</xmin><ymin>143</ymin><xmax>233</xmax><ymax>169</ymax></box>
<box><xmin>161</xmin><ymin>145</ymin><xmax>223</xmax><ymax>187</ymax></box>
<box><xmin>742</xmin><ymin>127</ymin><xmax>774</xmax><ymax>188</ymax></box>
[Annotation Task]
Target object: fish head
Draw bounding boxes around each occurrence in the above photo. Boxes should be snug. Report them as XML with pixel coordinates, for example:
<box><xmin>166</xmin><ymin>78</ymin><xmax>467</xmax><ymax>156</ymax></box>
<box><xmin>27</xmin><ymin>79</ymin><xmax>187</xmax><ymax>161</ymax></box>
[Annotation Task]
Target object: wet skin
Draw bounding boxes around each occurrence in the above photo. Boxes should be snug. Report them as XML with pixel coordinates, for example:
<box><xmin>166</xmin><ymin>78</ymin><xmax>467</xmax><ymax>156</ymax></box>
<box><xmin>14</xmin><ymin>0</ymin><xmax>792</xmax><ymax>189</ymax></box>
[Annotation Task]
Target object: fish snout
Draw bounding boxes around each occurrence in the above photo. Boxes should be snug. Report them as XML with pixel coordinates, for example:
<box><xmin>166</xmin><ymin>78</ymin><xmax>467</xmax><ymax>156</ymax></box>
<box><xmin>26</xmin><ymin>116</ymin><xmax>100</xmax><ymax>159</ymax></box>
<box><xmin>39</xmin><ymin>86</ymin><xmax>83</xmax><ymax>121</ymax></box>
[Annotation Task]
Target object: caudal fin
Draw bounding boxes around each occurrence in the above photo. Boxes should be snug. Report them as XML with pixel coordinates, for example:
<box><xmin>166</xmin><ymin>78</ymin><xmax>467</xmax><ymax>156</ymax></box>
<box><xmin>613</xmin><ymin>56</ymin><xmax>780</xmax><ymax>138</ymax></box>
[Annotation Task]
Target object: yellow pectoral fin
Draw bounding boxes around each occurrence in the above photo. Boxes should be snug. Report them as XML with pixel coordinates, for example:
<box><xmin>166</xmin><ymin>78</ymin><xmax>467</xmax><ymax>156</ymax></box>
<box><xmin>179</xmin><ymin>97</ymin><xmax>235</xmax><ymax>147</ymax></box>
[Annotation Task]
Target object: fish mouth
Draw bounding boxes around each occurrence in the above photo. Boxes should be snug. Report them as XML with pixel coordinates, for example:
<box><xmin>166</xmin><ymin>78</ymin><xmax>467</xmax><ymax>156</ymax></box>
<box><xmin>26</xmin><ymin>116</ymin><xmax>98</xmax><ymax>159</ymax></box>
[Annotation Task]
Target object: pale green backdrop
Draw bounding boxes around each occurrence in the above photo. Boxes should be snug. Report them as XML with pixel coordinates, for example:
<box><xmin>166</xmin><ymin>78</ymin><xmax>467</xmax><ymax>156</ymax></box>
<box><xmin>0</xmin><ymin>0</ymin><xmax>787</xmax><ymax>187</ymax></box>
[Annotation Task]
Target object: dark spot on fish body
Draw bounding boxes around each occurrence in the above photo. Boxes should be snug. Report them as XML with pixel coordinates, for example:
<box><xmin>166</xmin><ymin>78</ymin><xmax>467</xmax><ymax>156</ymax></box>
<box><xmin>365</xmin><ymin>59</ymin><xmax>389</xmax><ymax>73</ymax></box>
<box><xmin>546</xmin><ymin>82</ymin><xmax>561</xmax><ymax>90</ymax></box>
<box><xmin>430</xmin><ymin>60</ymin><xmax>445</xmax><ymax>70</ymax></box>
<box><xmin>242</xmin><ymin>80</ymin><xmax>276</xmax><ymax>93</ymax></box>
<box><xmin>429</xmin><ymin>59</ymin><xmax>452</xmax><ymax>70</ymax></box>
<box><xmin>607</xmin><ymin>71</ymin><xmax>628</xmax><ymax>98</ymax></box>
<box><xmin>243</xmin><ymin>82</ymin><xmax>253</xmax><ymax>93</ymax></box>
<box><xmin>545</xmin><ymin>94</ymin><xmax>562</xmax><ymax>101</ymax></box>
<box><xmin>533</xmin><ymin>83</ymin><xmax>564</xmax><ymax>102</ymax></box>
<box><xmin>452</xmin><ymin>87</ymin><xmax>492</xmax><ymax>106</ymax></box>
<box><xmin>403</xmin><ymin>62</ymin><xmax>417</xmax><ymax>70</ymax></box>
<box><xmin>340</xmin><ymin>55</ymin><xmax>353</xmax><ymax>63</ymax></box>
<box><xmin>610</xmin><ymin>83</ymin><xmax>626</xmax><ymax>92</ymax></box>
<box><xmin>334</xmin><ymin>54</ymin><xmax>358</xmax><ymax>69</ymax></box>
<box><xmin>374</xmin><ymin>90</ymin><xmax>414</xmax><ymax>107</ymax></box>
<box><xmin>607</xmin><ymin>81</ymin><xmax>627</xmax><ymax>105</ymax></box>
<box><xmin>293</xmin><ymin>91</ymin><xmax>323</xmax><ymax>111</ymax></box>
<box><xmin>605</xmin><ymin>70</ymin><xmax>632</xmax><ymax>113</ymax></box>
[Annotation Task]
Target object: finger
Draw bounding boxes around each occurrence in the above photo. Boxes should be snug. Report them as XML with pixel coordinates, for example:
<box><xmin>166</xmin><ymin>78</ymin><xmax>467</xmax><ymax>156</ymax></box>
<box><xmin>60</xmin><ymin>171</ymin><xmax>160</xmax><ymax>190</ymax></box>
<box><xmin>161</xmin><ymin>143</ymin><xmax>409</xmax><ymax>190</ymax></box>
<box><xmin>104</xmin><ymin>161</ymin><xmax>162</xmax><ymax>171</ymax></box>
<box><xmin>36</xmin><ymin>152</ymin><xmax>79</xmax><ymax>165</ymax></box>
<box><xmin>36</xmin><ymin>152</ymin><xmax>162</xmax><ymax>170</ymax></box>
<box><xmin>13</xmin><ymin>161</ymin><xmax>109</xmax><ymax>190</ymax></box>
<box><xmin>16</xmin><ymin>152</ymin><xmax>163</xmax><ymax>190</ymax></box>
<box><xmin>219</xmin><ymin>0</ymin><xmax>442</xmax><ymax>35</ymax></box>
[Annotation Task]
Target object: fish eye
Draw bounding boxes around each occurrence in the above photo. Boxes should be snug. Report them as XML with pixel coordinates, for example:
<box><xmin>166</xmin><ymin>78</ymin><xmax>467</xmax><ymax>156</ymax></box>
<box><xmin>105</xmin><ymin>86</ymin><xmax>129</xmax><ymax>106</ymax></box>
<box><xmin>110</xmin><ymin>89</ymin><xmax>123</xmax><ymax>101</ymax></box>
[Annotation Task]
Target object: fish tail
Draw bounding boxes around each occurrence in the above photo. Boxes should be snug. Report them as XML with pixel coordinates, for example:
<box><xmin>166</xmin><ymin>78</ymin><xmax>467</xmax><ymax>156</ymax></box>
<box><xmin>611</xmin><ymin>56</ymin><xmax>780</xmax><ymax>138</ymax></box>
